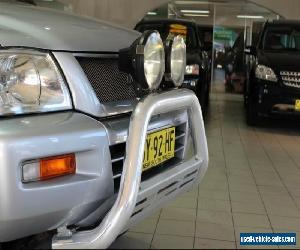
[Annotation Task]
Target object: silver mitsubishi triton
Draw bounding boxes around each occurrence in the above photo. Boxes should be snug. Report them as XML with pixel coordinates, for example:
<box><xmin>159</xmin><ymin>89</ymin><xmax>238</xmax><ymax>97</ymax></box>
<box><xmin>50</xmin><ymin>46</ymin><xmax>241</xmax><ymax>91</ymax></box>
<box><xmin>0</xmin><ymin>1</ymin><xmax>209</xmax><ymax>249</ymax></box>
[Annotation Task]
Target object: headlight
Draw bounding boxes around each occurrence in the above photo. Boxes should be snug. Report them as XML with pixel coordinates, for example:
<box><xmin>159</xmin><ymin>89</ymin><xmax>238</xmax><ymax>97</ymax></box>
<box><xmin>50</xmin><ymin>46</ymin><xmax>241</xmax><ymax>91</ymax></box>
<box><xmin>0</xmin><ymin>50</ymin><xmax>72</xmax><ymax>116</ymax></box>
<box><xmin>119</xmin><ymin>30</ymin><xmax>165</xmax><ymax>93</ymax></box>
<box><xmin>165</xmin><ymin>36</ymin><xmax>186</xmax><ymax>87</ymax></box>
<box><xmin>255</xmin><ymin>65</ymin><xmax>277</xmax><ymax>82</ymax></box>
<box><xmin>185</xmin><ymin>64</ymin><xmax>200</xmax><ymax>75</ymax></box>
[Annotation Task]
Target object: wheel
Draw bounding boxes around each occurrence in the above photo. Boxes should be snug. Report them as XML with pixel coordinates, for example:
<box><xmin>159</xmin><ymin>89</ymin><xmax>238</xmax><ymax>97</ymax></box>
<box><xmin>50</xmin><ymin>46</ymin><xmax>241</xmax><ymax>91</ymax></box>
<box><xmin>246</xmin><ymin>96</ymin><xmax>259</xmax><ymax>126</ymax></box>
<box><xmin>244</xmin><ymin>92</ymin><xmax>248</xmax><ymax>108</ymax></box>
<box><xmin>244</xmin><ymin>74</ymin><xmax>250</xmax><ymax>108</ymax></box>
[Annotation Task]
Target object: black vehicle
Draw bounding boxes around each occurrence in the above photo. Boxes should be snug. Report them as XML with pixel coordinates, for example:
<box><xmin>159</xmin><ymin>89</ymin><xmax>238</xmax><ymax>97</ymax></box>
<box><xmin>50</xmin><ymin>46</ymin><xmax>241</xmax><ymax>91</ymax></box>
<box><xmin>244</xmin><ymin>20</ymin><xmax>300</xmax><ymax>125</ymax></box>
<box><xmin>135</xmin><ymin>19</ymin><xmax>211</xmax><ymax>115</ymax></box>
<box><xmin>224</xmin><ymin>32</ymin><xmax>260</xmax><ymax>93</ymax></box>
<box><xmin>196</xmin><ymin>24</ymin><xmax>213</xmax><ymax>61</ymax></box>
<box><xmin>224</xmin><ymin>32</ymin><xmax>246</xmax><ymax>92</ymax></box>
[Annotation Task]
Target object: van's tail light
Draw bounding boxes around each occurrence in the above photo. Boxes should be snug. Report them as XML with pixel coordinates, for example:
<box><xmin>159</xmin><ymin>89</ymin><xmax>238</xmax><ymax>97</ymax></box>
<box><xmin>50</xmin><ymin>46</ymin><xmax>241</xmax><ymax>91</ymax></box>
<box><xmin>22</xmin><ymin>154</ymin><xmax>76</xmax><ymax>183</ymax></box>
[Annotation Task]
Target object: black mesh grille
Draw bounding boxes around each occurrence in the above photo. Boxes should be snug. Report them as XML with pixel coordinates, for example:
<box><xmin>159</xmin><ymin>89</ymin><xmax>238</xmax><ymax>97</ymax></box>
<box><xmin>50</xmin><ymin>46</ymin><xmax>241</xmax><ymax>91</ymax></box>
<box><xmin>76</xmin><ymin>57</ymin><xmax>137</xmax><ymax>103</ymax></box>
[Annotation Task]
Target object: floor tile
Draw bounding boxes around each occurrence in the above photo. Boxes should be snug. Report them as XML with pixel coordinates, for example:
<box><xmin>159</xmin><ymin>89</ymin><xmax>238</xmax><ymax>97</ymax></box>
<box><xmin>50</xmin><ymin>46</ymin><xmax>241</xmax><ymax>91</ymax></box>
<box><xmin>168</xmin><ymin>195</ymin><xmax>197</xmax><ymax>209</ymax></box>
<box><xmin>233</xmin><ymin>213</ymin><xmax>271</xmax><ymax>228</ymax></box>
<box><xmin>110</xmin><ymin>232</ymin><xmax>152</xmax><ymax>249</ymax></box>
<box><xmin>129</xmin><ymin>218</ymin><xmax>158</xmax><ymax>234</ymax></box>
<box><xmin>258</xmin><ymin>185</ymin><xmax>290</xmax><ymax>196</ymax></box>
<box><xmin>264</xmin><ymin>202</ymin><xmax>300</xmax><ymax>218</ymax></box>
<box><xmin>269</xmin><ymin>215</ymin><xmax>300</xmax><ymax>231</ymax></box>
<box><xmin>194</xmin><ymin>238</ymin><xmax>236</xmax><ymax>249</ymax></box>
<box><xmin>230</xmin><ymin>191</ymin><xmax>263</xmax><ymax>203</ymax></box>
<box><xmin>198</xmin><ymin>179</ymin><xmax>229</xmax><ymax>191</ymax></box>
<box><xmin>155</xmin><ymin>219</ymin><xmax>195</xmax><ymax>237</ymax></box>
<box><xmin>198</xmin><ymin>198</ymin><xmax>231</xmax><ymax>212</ymax></box>
<box><xmin>196</xmin><ymin>221</ymin><xmax>235</xmax><ymax>241</ymax></box>
<box><xmin>231</xmin><ymin>200</ymin><xmax>266</xmax><ymax>215</ymax></box>
<box><xmin>198</xmin><ymin>189</ymin><xmax>230</xmax><ymax>201</ymax></box>
<box><xmin>229</xmin><ymin>183</ymin><xmax>259</xmax><ymax>193</ymax></box>
<box><xmin>197</xmin><ymin>210</ymin><xmax>233</xmax><ymax>226</ymax></box>
<box><xmin>160</xmin><ymin>207</ymin><xmax>196</xmax><ymax>221</ymax></box>
<box><xmin>151</xmin><ymin>235</ymin><xmax>193</xmax><ymax>249</ymax></box>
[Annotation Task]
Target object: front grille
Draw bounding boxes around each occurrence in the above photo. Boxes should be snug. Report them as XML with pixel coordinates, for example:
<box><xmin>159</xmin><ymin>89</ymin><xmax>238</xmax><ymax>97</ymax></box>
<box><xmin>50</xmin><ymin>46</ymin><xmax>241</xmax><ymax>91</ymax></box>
<box><xmin>76</xmin><ymin>57</ymin><xmax>137</xmax><ymax>103</ymax></box>
<box><xmin>110</xmin><ymin>122</ymin><xmax>188</xmax><ymax>193</ymax></box>
<box><xmin>280</xmin><ymin>71</ymin><xmax>300</xmax><ymax>88</ymax></box>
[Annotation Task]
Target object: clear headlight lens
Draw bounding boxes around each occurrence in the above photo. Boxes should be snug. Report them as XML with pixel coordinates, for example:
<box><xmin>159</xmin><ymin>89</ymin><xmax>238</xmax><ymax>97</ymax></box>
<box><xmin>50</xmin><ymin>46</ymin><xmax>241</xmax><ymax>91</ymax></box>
<box><xmin>170</xmin><ymin>36</ymin><xmax>186</xmax><ymax>87</ymax></box>
<box><xmin>144</xmin><ymin>31</ymin><xmax>165</xmax><ymax>90</ymax></box>
<box><xmin>255</xmin><ymin>64</ymin><xmax>278</xmax><ymax>82</ymax></box>
<box><xmin>185</xmin><ymin>64</ymin><xmax>200</xmax><ymax>75</ymax></box>
<box><xmin>0</xmin><ymin>50</ymin><xmax>72</xmax><ymax>116</ymax></box>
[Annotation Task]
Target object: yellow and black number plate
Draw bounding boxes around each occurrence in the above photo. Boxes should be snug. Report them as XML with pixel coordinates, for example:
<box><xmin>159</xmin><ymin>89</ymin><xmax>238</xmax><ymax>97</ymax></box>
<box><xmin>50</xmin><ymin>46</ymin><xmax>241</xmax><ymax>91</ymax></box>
<box><xmin>295</xmin><ymin>100</ymin><xmax>300</xmax><ymax>111</ymax></box>
<box><xmin>143</xmin><ymin>127</ymin><xmax>176</xmax><ymax>172</ymax></box>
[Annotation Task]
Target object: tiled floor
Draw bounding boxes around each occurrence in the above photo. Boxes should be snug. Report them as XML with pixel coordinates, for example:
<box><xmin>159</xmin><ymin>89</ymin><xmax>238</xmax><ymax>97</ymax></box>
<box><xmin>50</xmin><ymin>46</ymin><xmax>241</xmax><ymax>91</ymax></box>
<box><xmin>111</xmin><ymin>93</ymin><xmax>300</xmax><ymax>249</ymax></box>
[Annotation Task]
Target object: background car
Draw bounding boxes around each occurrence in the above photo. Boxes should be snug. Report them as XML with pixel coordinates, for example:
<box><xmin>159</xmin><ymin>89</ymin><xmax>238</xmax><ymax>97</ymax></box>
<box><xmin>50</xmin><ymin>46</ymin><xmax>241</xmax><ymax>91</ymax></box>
<box><xmin>135</xmin><ymin>19</ymin><xmax>211</xmax><ymax>116</ymax></box>
<box><xmin>244</xmin><ymin>20</ymin><xmax>300</xmax><ymax>125</ymax></box>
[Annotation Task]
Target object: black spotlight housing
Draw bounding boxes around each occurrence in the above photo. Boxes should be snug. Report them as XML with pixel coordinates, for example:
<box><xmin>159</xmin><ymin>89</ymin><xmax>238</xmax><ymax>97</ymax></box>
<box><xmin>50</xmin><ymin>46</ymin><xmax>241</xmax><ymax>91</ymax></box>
<box><xmin>118</xmin><ymin>30</ymin><xmax>165</xmax><ymax>95</ymax></box>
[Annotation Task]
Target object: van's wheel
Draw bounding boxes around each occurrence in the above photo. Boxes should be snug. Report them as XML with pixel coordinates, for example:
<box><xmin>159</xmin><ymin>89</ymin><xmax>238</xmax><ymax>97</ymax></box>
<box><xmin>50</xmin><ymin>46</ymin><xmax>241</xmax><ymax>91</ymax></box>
<box><xmin>246</xmin><ymin>97</ymin><xmax>258</xmax><ymax>126</ymax></box>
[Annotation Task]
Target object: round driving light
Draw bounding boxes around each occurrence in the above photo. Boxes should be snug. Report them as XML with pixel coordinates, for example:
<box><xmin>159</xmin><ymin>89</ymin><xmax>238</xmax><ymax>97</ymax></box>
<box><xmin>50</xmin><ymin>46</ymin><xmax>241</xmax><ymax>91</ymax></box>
<box><xmin>118</xmin><ymin>30</ymin><xmax>165</xmax><ymax>94</ymax></box>
<box><xmin>170</xmin><ymin>36</ymin><xmax>186</xmax><ymax>87</ymax></box>
<box><xmin>164</xmin><ymin>36</ymin><xmax>186</xmax><ymax>87</ymax></box>
<box><xmin>141</xmin><ymin>31</ymin><xmax>165</xmax><ymax>90</ymax></box>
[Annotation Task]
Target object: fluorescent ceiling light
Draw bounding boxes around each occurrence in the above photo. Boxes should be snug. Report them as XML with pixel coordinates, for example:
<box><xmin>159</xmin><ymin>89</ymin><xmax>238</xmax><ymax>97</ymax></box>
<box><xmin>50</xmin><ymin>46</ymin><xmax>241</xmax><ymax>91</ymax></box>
<box><xmin>237</xmin><ymin>15</ymin><xmax>264</xmax><ymax>19</ymax></box>
<box><xmin>175</xmin><ymin>1</ymin><xmax>205</xmax><ymax>4</ymax></box>
<box><xmin>181</xmin><ymin>9</ymin><xmax>210</xmax><ymax>14</ymax></box>
<box><xmin>183</xmin><ymin>14</ymin><xmax>210</xmax><ymax>17</ymax></box>
<box><xmin>147</xmin><ymin>12</ymin><xmax>157</xmax><ymax>15</ymax></box>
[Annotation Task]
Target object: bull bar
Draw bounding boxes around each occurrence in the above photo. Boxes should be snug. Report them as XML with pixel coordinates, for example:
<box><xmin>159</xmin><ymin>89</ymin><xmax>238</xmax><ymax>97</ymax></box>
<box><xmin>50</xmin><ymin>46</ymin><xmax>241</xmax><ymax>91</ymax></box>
<box><xmin>52</xmin><ymin>89</ymin><xmax>209</xmax><ymax>249</ymax></box>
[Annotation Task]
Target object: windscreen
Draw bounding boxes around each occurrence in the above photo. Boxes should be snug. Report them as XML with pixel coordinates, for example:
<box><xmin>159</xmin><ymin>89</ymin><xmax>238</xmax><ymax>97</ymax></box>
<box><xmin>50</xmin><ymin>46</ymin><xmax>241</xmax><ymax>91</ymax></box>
<box><xmin>263</xmin><ymin>26</ymin><xmax>300</xmax><ymax>51</ymax></box>
<box><xmin>136</xmin><ymin>23</ymin><xmax>198</xmax><ymax>49</ymax></box>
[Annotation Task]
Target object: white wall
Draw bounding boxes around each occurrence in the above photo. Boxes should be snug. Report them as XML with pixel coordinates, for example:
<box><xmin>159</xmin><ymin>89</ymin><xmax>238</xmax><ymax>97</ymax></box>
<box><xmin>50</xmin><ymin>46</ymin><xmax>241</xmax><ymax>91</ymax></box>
<box><xmin>252</xmin><ymin>0</ymin><xmax>300</xmax><ymax>20</ymax></box>
<box><xmin>61</xmin><ymin>0</ymin><xmax>300</xmax><ymax>28</ymax></box>
<box><xmin>61</xmin><ymin>0</ymin><xmax>168</xmax><ymax>28</ymax></box>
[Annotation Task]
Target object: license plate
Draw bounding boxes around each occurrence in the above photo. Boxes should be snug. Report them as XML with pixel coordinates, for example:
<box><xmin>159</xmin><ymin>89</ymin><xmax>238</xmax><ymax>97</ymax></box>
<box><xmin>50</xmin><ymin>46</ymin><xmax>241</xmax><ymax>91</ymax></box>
<box><xmin>295</xmin><ymin>100</ymin><xmax>300</xmax><ymax>111</ymax></box>
<box><xmin>143</xmin><ymin>127</ymin><xmax>176</xmax><ymax>172</ymax></box>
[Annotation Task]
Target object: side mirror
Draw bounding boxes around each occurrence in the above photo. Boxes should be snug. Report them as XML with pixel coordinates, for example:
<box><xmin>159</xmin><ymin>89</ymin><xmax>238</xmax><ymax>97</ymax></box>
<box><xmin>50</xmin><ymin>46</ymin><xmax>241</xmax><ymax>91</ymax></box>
<box><xmin>244</xmin><ymin>46</ymin><xmax>256</xmax><ymax>55</ymax></box>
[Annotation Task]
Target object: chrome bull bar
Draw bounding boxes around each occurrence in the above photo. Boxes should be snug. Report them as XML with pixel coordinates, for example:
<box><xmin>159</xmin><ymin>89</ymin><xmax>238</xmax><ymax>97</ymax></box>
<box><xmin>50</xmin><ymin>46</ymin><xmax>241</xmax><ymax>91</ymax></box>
<box><xmin>52</xmin><ymin>89</ymin><xmax>209</xmax><ymax>249</ymax></box>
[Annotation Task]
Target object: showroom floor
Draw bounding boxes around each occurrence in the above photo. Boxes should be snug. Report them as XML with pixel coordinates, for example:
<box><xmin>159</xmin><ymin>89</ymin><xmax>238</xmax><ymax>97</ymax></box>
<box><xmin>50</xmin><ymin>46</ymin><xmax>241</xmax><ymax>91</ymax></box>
<box><xmin>111</xmin><ymin>93</ymin><xmax>300</xmax><ymax>249</ymax></box>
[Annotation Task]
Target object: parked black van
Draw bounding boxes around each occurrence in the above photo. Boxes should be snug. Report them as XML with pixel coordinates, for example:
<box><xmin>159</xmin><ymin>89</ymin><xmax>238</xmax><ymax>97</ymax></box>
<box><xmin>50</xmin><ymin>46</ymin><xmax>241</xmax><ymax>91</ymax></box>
<box><xmin>244</xmin><ymin>20</ymin><xmax>300</xmax><ymax>125</ymax></box>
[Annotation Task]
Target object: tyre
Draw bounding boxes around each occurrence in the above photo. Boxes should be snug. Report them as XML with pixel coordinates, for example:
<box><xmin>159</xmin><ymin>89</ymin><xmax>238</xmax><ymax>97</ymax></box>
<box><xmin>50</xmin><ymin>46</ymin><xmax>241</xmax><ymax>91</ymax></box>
<box><xmin>246</xmin><ymin>97</ymin><xmax>259</xmax><ymax>126</ymax></box>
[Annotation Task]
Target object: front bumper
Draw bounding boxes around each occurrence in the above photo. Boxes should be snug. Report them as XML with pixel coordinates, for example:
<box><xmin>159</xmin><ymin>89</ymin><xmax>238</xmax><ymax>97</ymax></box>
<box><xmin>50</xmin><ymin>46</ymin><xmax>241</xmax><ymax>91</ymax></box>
<box><xmin>52</xmin><ymin>89</ymin><xmax>209</xmax><ymax>249</ymax></box>
<box><xmin>0</xmin><ymin>112</ymin><xmax>114</xmax><ymax>242</ymax></box>
<box><xmin>255</xmin><ymin>79</ymin><xmax>300</xmax><ymax>116</ymax></box>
